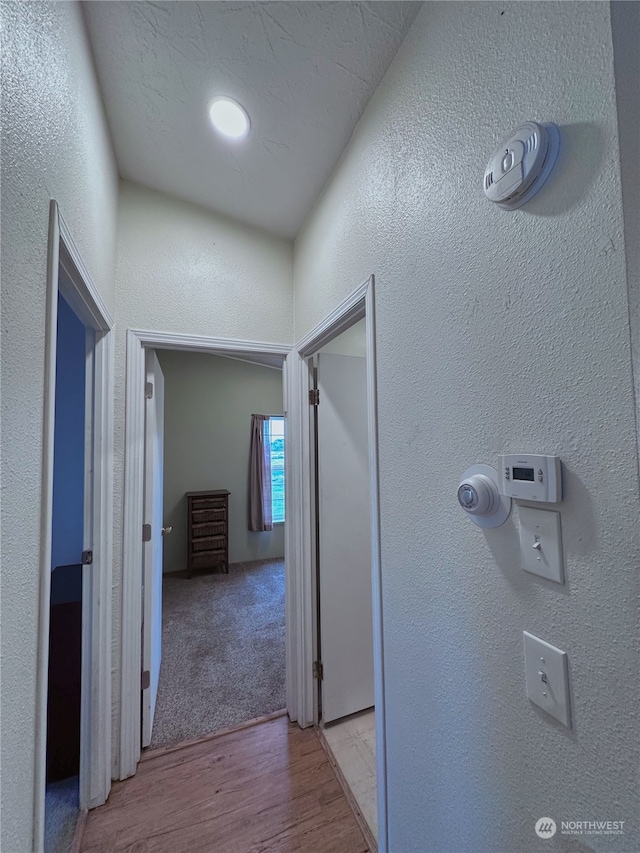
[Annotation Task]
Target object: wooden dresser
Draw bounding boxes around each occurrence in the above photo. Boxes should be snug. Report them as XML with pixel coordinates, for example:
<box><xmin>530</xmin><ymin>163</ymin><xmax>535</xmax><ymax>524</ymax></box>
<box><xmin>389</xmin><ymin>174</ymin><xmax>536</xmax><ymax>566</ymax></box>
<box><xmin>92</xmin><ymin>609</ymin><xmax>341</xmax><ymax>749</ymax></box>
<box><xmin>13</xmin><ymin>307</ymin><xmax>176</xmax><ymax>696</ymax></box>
<box><xmin>186</xmin><ymin>490</ymin><xmax>230</xmax><ymax>577</ymax></box>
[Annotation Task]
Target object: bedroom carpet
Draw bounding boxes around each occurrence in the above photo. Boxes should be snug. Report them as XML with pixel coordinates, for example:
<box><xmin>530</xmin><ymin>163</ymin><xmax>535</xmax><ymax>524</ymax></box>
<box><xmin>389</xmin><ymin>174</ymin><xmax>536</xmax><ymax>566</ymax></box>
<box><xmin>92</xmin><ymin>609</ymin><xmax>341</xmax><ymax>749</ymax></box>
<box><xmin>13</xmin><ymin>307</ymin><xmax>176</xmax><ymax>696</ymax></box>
<box><xmin>44</xmin><ymin>776</ymin><xmax>79</xmax><ymax>853</ymax></box>
<box><xmin>149</xmin><ymin>558</ymin><xmax>285</xmax><ymax>749</ymax></box>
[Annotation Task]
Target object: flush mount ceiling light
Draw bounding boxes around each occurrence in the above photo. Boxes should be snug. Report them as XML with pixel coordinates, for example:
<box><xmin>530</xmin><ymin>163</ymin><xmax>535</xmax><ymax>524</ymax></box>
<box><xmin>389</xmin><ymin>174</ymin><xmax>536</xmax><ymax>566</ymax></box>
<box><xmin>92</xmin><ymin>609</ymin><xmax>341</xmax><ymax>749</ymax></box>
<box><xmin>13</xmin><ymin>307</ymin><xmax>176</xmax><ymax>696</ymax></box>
<box><xmin>208</xmin><ymin>96</ymin><xmax>250</xmax><ymax>140</ymax></box>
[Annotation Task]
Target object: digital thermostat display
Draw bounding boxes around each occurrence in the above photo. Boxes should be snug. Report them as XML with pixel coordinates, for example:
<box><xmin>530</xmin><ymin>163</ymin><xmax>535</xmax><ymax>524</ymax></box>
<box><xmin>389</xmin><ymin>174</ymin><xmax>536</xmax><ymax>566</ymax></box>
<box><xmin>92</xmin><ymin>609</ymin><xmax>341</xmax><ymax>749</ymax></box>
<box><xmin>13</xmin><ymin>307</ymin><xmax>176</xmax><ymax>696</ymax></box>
<box><xmin>512</xmin><ymin>467</ymin><xmax>535</xmax><ymax>482</ymax></box>
<box><xmin>500</xmin><ymin>454</ymin><xmax>562</xmax><ymax>503</ymax></box>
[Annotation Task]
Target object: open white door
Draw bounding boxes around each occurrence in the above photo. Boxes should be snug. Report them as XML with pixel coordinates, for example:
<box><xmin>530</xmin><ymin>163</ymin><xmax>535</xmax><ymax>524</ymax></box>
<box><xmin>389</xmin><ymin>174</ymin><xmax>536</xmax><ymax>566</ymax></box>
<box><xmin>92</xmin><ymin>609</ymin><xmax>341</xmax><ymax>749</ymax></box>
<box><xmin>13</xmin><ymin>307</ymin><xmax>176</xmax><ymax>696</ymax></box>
<box><xmin>317</xmin><ymin>352</ymin><xmax>374</xmax><ymax>723</ymax></box>
<box><xmin>141</xmin><ymin>350</ymin><xmax>165</xmax><ymax>748</ymax></box>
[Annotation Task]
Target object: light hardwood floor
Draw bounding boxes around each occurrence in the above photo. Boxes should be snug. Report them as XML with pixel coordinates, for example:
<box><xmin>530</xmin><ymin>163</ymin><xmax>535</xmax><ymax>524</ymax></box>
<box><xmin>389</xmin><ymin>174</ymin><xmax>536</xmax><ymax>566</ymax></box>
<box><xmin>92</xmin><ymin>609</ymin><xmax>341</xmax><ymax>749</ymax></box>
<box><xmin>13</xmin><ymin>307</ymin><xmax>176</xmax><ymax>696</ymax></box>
<box><xmin>80</xmin><ymin>715</ymin><xmax>370</xmax><ymax>853</ymax></box>
<box><xmin>322</xmin><ymin>710</ymin><xmax>377</xmax><ymax>842</ymax></box>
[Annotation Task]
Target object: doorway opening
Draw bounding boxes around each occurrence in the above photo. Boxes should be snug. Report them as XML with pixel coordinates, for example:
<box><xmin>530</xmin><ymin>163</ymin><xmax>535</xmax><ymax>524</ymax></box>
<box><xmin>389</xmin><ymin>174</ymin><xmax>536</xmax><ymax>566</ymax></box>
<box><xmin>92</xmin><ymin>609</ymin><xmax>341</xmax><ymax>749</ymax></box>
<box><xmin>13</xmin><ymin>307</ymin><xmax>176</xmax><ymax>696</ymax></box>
<box><xmin>312</xmin><ymin>319</ymin><xmax>378</xmax><ymax>848</ymax></box>
<box><xmin>289</xmin><ymin>275</ymin><xmax>385</xmax><ymax>851</ymax></box>
<box><xmin>141</xmin><ymin>348</ymin><xmax>287</xmax><ymax>749</ymax></box>
<box><xmin>36</xmin><ymin>202</ymin><xmax>114</xmax><ymax>852</ymax></box>
<box><xmin>45</xmin><ymin>293</ymin><xmax>87</xmax><ymax>852</ymax></box>
<box><xmin>119</xmin><ymin>331</ymin><xmax>291</xmax><ymax>779</ymax></box>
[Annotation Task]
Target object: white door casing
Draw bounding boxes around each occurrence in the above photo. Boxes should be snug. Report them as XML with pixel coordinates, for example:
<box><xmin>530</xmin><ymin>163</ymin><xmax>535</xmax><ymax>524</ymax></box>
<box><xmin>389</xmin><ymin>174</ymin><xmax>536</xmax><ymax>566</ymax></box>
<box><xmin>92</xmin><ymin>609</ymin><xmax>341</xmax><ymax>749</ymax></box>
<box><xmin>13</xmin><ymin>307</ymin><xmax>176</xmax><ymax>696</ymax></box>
<box><xmin>316</xmin><ymin>353</ymin><xmax>374</xmax><ymax>723</ymax></box>
<box><xmin>291</xmin><ymin>276</ymin><xmax>387</xmax><ymax>852</ymax></box>
<box><xmin>283</xmin><ymin>348</ymin><xmax>316</xmax><ymax>727</ymax></box>
<box><xmin>120</xmin><ymin>333</ymin><xmax>291</xmax><ymax>780</ymax></box>
<box><xmin>141</xmin><ymin>351</ymin><xmax>165</xmax><ymax>748</ymax></box>
<box><xmin>34</xmin><ymin>202</ymin><xmax>113</xmax><ymax>852</ymax></box>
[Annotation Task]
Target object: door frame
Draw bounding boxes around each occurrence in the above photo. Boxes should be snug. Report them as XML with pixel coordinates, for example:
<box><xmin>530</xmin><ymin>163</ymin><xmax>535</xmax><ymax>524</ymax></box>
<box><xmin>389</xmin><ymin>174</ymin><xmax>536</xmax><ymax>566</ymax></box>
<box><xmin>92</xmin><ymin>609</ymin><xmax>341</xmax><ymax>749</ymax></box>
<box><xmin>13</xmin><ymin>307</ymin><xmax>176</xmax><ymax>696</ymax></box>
<box><xmin>35</xmin><ymin>201</ymin><xmax>114</xmax><ymax>850</ymax></box>
<box><xmin>119</xmin><ymin>330</ymin><xmax>291</xmax><ymax>779</ymax></box>
<box><xmin>287</xmin><ymin>275</ymin><xmax>387</xmax><ymax>850</ymax></box>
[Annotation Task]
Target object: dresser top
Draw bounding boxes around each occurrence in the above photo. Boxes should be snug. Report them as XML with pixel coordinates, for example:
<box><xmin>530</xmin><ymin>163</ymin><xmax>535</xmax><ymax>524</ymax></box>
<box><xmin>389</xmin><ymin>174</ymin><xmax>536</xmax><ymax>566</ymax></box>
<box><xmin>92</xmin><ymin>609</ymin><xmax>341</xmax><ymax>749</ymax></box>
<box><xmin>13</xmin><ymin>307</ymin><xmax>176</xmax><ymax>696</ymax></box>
<box><xmin>185</xmin><ymin>489</ymin><xmax>230</xmax><ymax>497</ymax></box>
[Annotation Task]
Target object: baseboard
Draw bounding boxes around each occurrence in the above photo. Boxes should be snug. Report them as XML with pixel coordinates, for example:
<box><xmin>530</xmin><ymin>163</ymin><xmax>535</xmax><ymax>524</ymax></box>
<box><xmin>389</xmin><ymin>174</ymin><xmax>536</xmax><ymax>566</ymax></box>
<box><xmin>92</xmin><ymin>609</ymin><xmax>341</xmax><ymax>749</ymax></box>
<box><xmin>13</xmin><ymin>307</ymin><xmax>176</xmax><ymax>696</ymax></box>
<box><xmin>317</xmin><ymin>726</ymin><xmax>377</xmax><ymax>853</ymax></box>
<box><xmin>70</xmin><ymin>809</ymin><xmax>87</xmax><ymax>853</ymax></box>
<box><xmin>141</xmin><ymin>708</ymin><xmax>288</xmax><ymax>761</ymax></box>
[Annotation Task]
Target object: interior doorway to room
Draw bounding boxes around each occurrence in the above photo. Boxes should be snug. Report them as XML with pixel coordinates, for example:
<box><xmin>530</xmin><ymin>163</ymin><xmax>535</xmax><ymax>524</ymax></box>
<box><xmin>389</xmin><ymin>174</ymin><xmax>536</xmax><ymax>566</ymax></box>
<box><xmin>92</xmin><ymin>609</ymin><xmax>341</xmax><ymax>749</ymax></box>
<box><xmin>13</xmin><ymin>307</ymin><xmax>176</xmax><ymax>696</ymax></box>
<box><xmin>140</xmin><ymin>347</ymin><xmax>287</xmax><ymax>750</ymax></box>
<box><xmin>38</xmin><ymin>203</ymin><xmax>113</xmax><ymax>853</ymax></box>
<box><xmin>44</xmin><ymin>293</ymin><xmax>89</xmax><ymax>851</ymax></box>
<box><xmin>310</xmin><ymin>318</ymin><xmax>378</xmax><ymax>847</ymax></box>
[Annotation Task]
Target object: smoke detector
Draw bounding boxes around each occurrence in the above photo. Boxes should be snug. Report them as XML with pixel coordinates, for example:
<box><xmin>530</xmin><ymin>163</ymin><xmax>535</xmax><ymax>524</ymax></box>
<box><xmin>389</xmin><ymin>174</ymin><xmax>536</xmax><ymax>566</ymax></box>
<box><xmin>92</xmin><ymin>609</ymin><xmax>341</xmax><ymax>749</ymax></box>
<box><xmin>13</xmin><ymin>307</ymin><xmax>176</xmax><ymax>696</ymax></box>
<box><xmin>483</xmin><ymin>122</ymin><xmax>560</xmax><ymax>210</ymax></box>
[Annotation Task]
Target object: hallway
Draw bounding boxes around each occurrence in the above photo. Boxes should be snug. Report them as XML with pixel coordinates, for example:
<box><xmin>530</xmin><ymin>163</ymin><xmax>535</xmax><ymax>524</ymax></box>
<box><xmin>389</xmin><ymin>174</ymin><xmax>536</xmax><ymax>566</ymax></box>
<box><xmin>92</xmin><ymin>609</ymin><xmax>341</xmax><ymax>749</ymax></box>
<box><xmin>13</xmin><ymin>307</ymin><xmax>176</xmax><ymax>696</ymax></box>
<box><xmin>79</xmin><ymin>715</ymin><xmax>369</xmax><ymax>852</ymax></box>
<box><xmin>4</xmin><ymin>3</ymin><xmax>639</xmax><ymax>852</ymax></box>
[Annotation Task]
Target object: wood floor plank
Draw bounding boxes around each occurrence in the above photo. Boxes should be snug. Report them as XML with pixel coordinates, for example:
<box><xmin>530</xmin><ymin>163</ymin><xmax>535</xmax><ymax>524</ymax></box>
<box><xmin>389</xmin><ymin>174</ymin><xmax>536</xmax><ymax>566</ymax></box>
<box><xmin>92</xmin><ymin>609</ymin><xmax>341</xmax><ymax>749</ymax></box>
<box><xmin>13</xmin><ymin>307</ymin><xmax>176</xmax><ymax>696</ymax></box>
<box><xmin>140</xmin><ymin>709</ymin><xmax>288</xmax><ymax>762</ymax></box>
<box><xmin>82</xmin><ymin>717</ymin><xmax>369</xmax><ymax>853</ymax></box>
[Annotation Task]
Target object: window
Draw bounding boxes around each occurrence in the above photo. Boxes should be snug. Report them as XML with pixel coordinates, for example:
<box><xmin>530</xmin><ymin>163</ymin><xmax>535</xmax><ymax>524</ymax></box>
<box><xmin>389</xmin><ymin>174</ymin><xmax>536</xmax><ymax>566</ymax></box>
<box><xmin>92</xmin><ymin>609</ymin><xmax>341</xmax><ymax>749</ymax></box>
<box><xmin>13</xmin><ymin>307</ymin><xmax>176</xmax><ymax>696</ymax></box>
<box><xmin>268</xmin><ymin>417</ymin><xmax>285</xmax><ymax>522</ymax></box>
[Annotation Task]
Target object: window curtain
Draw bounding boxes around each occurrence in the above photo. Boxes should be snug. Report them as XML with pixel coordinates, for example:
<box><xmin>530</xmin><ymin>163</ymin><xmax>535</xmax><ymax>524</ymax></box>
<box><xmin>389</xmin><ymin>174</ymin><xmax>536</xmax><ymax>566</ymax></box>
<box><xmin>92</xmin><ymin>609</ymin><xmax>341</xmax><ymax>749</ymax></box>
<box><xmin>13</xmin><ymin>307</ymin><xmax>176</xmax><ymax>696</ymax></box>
<box><xmin>249</xmin><ymin>415</ymin><xmax>273</xmax><ymax>532</ymax></box>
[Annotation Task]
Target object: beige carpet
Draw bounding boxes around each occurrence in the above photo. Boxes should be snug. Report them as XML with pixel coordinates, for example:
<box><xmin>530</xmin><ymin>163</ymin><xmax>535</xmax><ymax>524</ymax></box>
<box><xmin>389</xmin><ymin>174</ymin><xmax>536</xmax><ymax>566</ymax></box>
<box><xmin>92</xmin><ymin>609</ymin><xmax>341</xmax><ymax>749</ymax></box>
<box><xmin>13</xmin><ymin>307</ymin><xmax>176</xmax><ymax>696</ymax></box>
<box><xmin>150</xmin><ymin>558</ymin><xmax>285</xmax><ymax>749</ymax></box>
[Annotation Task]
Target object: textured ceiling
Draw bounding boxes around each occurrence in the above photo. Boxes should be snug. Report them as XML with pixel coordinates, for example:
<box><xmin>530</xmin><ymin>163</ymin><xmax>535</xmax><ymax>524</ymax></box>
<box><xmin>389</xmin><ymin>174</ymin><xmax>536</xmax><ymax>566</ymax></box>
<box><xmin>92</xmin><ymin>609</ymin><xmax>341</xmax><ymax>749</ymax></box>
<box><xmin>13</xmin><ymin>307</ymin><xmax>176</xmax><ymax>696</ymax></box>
<box><xmin>84</xmin><ymin>1</ymin><xmax>421</xmax><ymax>239</ymax></box>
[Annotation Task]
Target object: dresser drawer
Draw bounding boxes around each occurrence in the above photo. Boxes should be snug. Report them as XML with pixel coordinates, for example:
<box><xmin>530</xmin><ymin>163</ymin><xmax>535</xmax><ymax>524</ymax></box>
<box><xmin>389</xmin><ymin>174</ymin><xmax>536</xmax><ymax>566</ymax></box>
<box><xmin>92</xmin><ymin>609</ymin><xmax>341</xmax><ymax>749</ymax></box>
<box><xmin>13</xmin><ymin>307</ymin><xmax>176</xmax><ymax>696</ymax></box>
<box><xmin>191</xmin><ymin>497</ymin><xmax>227</xmax><ymax>510</ymax></box>
<box><xmin>192</xmin><ymin>521</ymin><xmax>226</xmax><ymax>538</ymax></box>
<box><xmin>192</xmin><ymin>535</ymin><xmax>226</xmax><ymax>552</ymax></box>
<box><xmin>192</xmin><ymin>508</ymin><xmax>226</xmax><ymax>524</ymax></box>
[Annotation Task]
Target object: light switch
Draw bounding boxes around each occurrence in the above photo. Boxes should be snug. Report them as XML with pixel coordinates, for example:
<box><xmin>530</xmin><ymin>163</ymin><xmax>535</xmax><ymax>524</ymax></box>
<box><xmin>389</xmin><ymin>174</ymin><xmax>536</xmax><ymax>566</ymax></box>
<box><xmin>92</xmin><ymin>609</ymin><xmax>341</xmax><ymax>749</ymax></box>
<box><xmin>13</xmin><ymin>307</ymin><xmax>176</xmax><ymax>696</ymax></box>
<box><xmin>523</xmin><ymin>631</ymin><xmax>571</xmax><ymax>728</ymax></box>
<box><xmin>518</xmin><ymin>505</ymin><xmax>564</xmax><ymax>583</ymax></box>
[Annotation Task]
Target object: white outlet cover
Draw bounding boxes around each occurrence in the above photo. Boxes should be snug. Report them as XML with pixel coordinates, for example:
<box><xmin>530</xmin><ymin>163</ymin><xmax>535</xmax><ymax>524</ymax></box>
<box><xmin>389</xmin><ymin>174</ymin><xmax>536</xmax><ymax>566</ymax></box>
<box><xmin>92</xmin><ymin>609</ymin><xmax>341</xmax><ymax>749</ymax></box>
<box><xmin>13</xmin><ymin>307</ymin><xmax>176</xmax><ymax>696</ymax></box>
<box><xmin>523</xmin><ymin>631</ymin><xmax>571</xmax><ymax>728</ymax></box>
<box><xmin>518</xmin><ymin>505</ymin><xmax>564</xmax><ymax>583</ymax></box>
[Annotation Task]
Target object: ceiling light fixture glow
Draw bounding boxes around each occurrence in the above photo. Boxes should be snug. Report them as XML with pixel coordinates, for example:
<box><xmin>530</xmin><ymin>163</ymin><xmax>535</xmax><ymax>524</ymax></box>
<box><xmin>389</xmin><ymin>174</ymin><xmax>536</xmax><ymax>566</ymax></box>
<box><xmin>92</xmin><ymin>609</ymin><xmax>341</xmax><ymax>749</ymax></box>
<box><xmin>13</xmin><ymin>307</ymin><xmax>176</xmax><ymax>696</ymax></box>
<box><xmin>208</xmin><ymin>97</ymin><xmax>250</xmax><ymax>139</ymax></box>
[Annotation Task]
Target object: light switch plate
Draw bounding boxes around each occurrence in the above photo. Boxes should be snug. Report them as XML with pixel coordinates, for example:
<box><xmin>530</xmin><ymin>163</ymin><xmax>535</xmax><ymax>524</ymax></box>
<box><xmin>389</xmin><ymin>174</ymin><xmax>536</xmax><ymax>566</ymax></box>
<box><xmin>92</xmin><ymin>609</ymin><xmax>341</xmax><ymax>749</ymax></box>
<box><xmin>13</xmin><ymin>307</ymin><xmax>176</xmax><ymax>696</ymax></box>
<box><xmin>518</xmin><ymin>505</ymin><xmax>564</xmax><ymax>583</ymax></box>
<box><xmin>523</xmin><ymin>631</ymin><xmax>571</xmax><ymax>728</ymax></box>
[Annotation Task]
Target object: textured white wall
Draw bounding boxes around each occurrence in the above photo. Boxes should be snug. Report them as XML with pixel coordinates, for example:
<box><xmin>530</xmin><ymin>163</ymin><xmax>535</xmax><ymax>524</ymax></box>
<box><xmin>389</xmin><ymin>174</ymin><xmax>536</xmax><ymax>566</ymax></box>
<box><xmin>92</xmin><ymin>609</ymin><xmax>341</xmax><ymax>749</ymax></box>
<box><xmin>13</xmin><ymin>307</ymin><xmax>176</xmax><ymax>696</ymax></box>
<box><xmin>295</xmin><ymin>3</ymin><xmax>639</xmax><ymax>851</ymax></box>
<box><xmin>156</xmin><ymin>350</ymin><xmax>285</xmax><ymax>570</ymax></box>
<box><xmin>111</xmin><ymin>181</ymin><xmax>293</xmax><ymax>773</ymax></box>
<box><xmin>0</xmin><ymin>2</ymin><xmax>118</xmax><ymax>850</ymax></box>
<box><xmin>115</xmin><ymin>182</ymin><xmax>293</xmax><ymax>343</ymax></box>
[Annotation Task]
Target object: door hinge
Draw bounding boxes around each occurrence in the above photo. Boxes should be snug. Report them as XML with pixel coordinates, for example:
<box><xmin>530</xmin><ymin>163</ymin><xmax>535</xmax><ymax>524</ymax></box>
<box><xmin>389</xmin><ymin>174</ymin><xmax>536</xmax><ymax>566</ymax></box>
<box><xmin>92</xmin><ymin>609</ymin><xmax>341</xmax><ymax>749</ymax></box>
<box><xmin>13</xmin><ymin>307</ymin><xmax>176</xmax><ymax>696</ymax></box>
<box><xmin>142</xmin><ymin>523</ymin><xmax>152</xmax><ymax>542</ymax></box>
<box><xmin>141</xmin><ymin>670</ymin><xmax>150</xmax><ymax>690</ymax></box>
<box><xmin>309</xmin><ymin>389</ymin><xmax>320</xmax><ymax>406</ymax></box>
<box><xmin>145</xmin><ymin>381</ymin><xmax>153</xmax><ymax>400</ymax></box>
<box><xmin>313</xmin><ymin>660</ymin><xmax>323</xmax><ymax>680</ymax></box>
<box><xmin>81</xmin><ymin>550</ymin><xmax>93</xmax><ymax>565</ymax></box>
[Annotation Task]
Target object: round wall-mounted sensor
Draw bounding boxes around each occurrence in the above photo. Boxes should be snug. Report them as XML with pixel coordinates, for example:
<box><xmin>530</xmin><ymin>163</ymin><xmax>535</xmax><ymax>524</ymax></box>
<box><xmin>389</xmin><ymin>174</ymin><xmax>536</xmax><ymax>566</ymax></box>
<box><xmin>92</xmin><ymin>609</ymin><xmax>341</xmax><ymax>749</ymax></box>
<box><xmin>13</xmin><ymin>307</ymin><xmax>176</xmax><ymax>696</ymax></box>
<box><xmin>457</xmin><ymin>464</ymin><xmax>512</xmax><ymax>528</ymax></box>
<box><xmin>483</xmin><ymin>122</ymin><xmax>560</xmax><ymax>210</ymax></box>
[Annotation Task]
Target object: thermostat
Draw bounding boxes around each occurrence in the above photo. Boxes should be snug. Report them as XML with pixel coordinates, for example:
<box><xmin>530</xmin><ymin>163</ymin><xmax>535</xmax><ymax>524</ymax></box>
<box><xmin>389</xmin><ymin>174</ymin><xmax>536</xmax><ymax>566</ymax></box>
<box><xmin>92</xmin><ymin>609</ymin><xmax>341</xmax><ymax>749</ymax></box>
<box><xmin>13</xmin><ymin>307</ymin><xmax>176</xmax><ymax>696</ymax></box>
<box><xmin>483</xmin><ymin>122</ymin><xmax>560</xmax><ymax>209</ymax></box>
<box><xmin>500</xmin><ymin>454</ymin><xmax>562</xmax><ymax>503</ymax></box>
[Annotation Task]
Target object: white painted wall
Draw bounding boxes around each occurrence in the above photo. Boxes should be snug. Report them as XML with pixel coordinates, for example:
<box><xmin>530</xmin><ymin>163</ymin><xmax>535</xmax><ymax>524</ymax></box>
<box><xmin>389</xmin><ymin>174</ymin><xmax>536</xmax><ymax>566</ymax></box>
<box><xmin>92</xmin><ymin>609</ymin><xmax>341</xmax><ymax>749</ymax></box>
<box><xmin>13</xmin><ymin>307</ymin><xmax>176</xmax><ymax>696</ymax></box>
<box><xmin>156</xmin><ymin>350</ymin><xmax>285</xmax><ymax>569</ymax></box>
<box><xmin>0</xmin><ymin>2</ymin><xmax>118</xmax><ymax>849</ymax></box>
<box><xmin>111</xmin><ymin>181</ymin><xmax>293</xmax><ymax>773</ymax></box>
<box><xmin>115</xmin><ymin>182</ymin><xmax>293</xmax><ymax>343</ymax></box>
<box><xmin>294</xmin><ymin>3</ymin><xmax>639</xmax><ymax>852</ymax></box>
<box><xmin>51</xmin><ymin>296</ymin><xmax>86</xmax><ymax>572</ymax></box>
